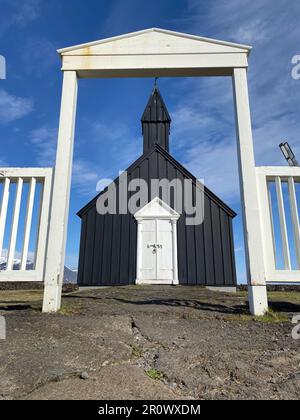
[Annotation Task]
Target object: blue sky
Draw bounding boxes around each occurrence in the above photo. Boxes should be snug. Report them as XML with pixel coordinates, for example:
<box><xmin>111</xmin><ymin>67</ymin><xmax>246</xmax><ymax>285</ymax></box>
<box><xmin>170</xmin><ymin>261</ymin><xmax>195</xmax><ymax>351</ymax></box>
<box><xmin>0</xmin><ymin>0</ymin><xmax>300</xmax><ymax>282</ymax></box>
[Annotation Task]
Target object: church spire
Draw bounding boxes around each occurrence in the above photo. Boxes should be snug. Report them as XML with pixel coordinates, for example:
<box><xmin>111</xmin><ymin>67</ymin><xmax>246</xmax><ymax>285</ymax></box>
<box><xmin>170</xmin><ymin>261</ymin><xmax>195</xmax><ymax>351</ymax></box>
<box><xmin>141</xmin><ymin>86</ymin><xmax>171</xmax><ymax>154</ymax></box>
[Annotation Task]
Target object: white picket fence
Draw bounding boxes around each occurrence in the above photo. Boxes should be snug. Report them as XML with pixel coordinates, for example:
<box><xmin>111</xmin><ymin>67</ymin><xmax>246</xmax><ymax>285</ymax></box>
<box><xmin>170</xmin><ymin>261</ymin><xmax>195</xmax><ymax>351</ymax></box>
<box><xmin>0</xmin><ymin>168</ymin><xmax>53</xmax><ymax>282</ymax></box>
<box><xmin>257</xmin><ymin>167</ymin><xmax>300</xmax><ymax>283</ymax></box>
<box><xmin>0</xmin><ymin>165</ymin><xmax>299</xmax><ymax>288</ymax></box>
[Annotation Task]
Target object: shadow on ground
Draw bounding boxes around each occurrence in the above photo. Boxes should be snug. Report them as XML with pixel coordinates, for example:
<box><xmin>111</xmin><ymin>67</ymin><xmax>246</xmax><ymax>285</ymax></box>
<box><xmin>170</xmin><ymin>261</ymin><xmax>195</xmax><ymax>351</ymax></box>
<box><xmin>269</xmin><ymin>301</ymin><xmax>300</xmax><ymax>313</ymax></box>
<box><xmin>112</xmin><ymin>297</ymin><xmax>249</xmax><ymax>315</ymax></box>
<box><xmin>0</xmin><ymin>304</ymin><xmax>33</xmax><ymax>311</ymax></box>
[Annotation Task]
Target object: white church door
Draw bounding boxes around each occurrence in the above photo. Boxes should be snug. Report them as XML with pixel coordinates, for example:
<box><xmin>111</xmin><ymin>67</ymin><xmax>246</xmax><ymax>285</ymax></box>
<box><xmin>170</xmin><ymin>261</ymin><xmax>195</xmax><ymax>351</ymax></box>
<box><xmin>140</xmin><ymin>219</ymin><xmax>173</xmax><ymax>282</ymax></box>
<box><xmin>134</xmin><ymin>197</ymin><xmax>180</xmax><ymax>285</ymax></box>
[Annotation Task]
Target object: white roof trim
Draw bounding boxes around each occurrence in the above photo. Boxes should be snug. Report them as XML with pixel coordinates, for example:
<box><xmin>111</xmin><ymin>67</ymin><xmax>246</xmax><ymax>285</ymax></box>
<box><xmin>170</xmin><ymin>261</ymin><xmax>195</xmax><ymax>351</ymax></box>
<box><xmin>134</xmin><ymin>196</ymin><xmax>181</xmax><ymax>220</ymax></box>
<box><xmin>58</xmin><ymin>28</ymin><xmax>252</xmax><ymax>55</ymax></box>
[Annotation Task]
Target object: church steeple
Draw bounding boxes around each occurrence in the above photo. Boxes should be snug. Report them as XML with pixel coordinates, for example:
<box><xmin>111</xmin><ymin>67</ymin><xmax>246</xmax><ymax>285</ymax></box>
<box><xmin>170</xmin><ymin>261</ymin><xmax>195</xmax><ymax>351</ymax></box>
<box><xmin>141</xmin><ymin>87</ymin><xmax>171</xmax><ymax>154</ymax></box>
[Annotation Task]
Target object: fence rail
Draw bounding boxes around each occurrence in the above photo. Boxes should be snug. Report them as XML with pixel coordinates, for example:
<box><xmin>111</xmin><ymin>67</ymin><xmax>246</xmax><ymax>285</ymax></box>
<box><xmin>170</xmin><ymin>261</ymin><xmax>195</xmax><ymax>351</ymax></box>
<box><xmin>257</xmin><ymin>166</ymin><xmax>300</xmax><ymax>283</ymax></box>
<box><xmin>0</xmin><ymin>168</ymin><xmax>53</xmax><ymax>282</ymax></box>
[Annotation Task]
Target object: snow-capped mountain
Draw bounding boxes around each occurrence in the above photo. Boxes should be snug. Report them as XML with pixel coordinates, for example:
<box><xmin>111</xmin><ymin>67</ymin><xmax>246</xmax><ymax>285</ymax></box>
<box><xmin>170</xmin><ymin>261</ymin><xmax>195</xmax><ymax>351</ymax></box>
<box><xmin>63</xmin><ymin>266</ymin><xmax>78</xmax><ymax>284</ymax></box>
<box><xmin>0</xmin><ymin>259</ymin><xmax>78</xmax><ymax>284</ymax></box>
<box><xmin>0</xmin><ymin>259</ymin><xmax>34</xmax><ymax>271</ymax></box>
<box><xmin>0</xmin><ymin>256</ymin><xmax>7</xmax><ymax>265</ymax></box>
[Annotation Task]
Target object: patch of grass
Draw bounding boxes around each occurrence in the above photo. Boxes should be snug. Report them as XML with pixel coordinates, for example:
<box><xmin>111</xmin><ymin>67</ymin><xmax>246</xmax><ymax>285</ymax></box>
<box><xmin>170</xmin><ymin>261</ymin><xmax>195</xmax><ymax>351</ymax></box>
<box><xmin>236</xmin><ymin>290</ymin><xmax>300</xmax><ymax>303</ymax></box>
<box><xmin>226</xmin><ymin>313</ymin><xmax>255</xmax><ymax>323</ymax></box>
<box><xmin>58</xmin><ymin>303</ymin><xmax>83</xmax><ymax>316</ymax></box>
<box><xmin>227</xmin><ymin>308</ymin><xmax>289</xmax><ymax>324</ymax></box>
<box><xmin>236</xmin><ymin>291</ymin><xmax>248</xmax><ymax>298</ymax></box>
<box><xmin>146</xmin><ymin>368</ymin><xmax>164</xmax><ymax>381</ymax></box>
<box><xmin>0</xmin><ymin>290</ymin><xmax>43</xmax><ymax>303</ymax></box>
<box><xmin>131</xmin><ymin>345</ymin><xmax>143</xmax><ymax>359</ymax></box>
<box><xmin>268</xmin><ymin>291</ymin><xmax>300</xmax><ymax>304</ymax></box>
<box><xmin>256</xmin><ymin>309</ymin><xmax>289</xmax><ymax>324</ymax></box>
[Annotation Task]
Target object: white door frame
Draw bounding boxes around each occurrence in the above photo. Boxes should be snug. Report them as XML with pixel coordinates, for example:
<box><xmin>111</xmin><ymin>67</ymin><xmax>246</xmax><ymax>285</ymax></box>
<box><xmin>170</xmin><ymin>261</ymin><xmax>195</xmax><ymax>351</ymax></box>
<box><xmin>134</xmin><ymin>197</ymin><xmax>180</xmax><ymax>285</ymax></box>
<box><xmin>43</xmin><ymin>28</ymin><xmax>268</xmax><ymax>315</ymax></box>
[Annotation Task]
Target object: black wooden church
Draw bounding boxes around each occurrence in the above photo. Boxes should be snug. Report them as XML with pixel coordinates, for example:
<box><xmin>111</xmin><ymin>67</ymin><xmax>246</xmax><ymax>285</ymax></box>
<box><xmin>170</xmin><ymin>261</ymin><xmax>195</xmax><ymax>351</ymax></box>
<box><xmin>77</xmin><ymin>88</ymin><xmax>237</xmax><ymax>287</ymax></box>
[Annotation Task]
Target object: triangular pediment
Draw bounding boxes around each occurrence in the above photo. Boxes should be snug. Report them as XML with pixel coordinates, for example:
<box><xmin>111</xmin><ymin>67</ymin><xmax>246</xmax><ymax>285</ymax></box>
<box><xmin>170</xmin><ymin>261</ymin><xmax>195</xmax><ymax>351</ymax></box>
<box><xmin>134</xmin><ymin>197</ymin><xmax>180</xmax><ymax>220</ymax></box>
<box><xmin>58</xmin><ymin>28</ymin><xmax>251</xmax><ymax>56</ymax></box>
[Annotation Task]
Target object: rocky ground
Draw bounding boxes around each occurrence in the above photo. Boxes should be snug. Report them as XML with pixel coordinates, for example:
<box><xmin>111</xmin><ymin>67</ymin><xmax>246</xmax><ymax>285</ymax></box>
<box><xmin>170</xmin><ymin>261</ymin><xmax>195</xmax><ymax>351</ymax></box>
<box><xmin>0</xmin><ymin>286</ymin><xmax>299</xmax><ymax>400</ymax></box>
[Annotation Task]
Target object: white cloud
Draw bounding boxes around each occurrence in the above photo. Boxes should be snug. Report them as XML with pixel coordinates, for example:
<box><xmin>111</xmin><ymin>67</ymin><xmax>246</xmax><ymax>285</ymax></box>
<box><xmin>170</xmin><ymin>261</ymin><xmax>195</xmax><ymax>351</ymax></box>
<box><xmin>77</xmin><ymin>118</ymin><xmax>141</xmax><ymax>195</ymax></box>
<box><xmin>185</xmin><ymin>0</ymin><xmax>281</xmax><ymax>45</ymax></box>
<box><xmin>0</xmin><ymin>89</ymin><xmax>34</xmax><ymax>124</ymax></box>
<box><xmin>233</xmin><ymin>19</ymin><xmax>268</xmax><ymax>44</ymax></box>
<box><xmin>182</xmin><ymin>137</ymin><xmax>239</xmax><ymax>202</ymax></box>
<box><xmin>91</xmin><ymin>121</ymin><xmax>129</xmax><ymax>142</ymax></box>
<box><xmin>29</xmin><ymin>125</ymin><xmax>111</xmax><ymax>197</ymax></box>
<box><xmin>168</xmin><ymin>77</ymin><xmax>238</xmax><ymax>202</ymax></box>
<box><xmin>72</xmin><ymin>159</ymin><xmax>102</xmax><ymax>197</ymax></box>
<box><xmin>29</xmin><ymin>126</ymin><xmax>57</xmax><ymax>166</ymax></box>
<box><xmin>21</xmin><ymin>38</ymin><xmax>58</xmax><ymax>76</ymax></box>
<box><xmin>0</xmin><ymin>0</ymin><xmax>40</xmax><ymax>37</ymax></box>
<box><xmin>14</xmin><ymin>0</ymin><xmax>40</xmax><ymax>26</ymax></box>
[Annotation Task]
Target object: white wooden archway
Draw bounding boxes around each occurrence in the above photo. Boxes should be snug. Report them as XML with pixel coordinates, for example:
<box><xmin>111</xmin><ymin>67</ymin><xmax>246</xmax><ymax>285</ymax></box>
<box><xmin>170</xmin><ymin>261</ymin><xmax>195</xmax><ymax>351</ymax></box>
<box><xmin>42</xmin><ymin>28</ymin><xmax>268</xmax><ymax>315</ymax></box>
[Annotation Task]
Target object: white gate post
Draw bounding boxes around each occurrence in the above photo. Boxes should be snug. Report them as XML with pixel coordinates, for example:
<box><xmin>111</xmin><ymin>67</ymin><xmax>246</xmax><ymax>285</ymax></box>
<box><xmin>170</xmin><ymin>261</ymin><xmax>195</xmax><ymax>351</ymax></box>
<box><xmin>42</xmin><ymin>71</ymin><xmax>78</xmax><ymax>313</ymax></box>
<box><xmin>232</xmin><ymin>68</ymin><xmax>268</xmax><ymax>316</ymax></box>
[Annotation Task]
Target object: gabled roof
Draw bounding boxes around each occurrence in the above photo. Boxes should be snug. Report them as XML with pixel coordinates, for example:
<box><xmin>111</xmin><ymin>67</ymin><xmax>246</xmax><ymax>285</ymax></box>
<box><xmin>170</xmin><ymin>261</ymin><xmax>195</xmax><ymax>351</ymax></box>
<box><xmin>58</xmin><ymin>28</ymin><xmax>252</xmax><ymax>56</ymax></box>
<box><xmin>134</xmin><ymin>197</ymin><xmax>180</xmax><ymax>221</ymax></box>
<box><xmin>77</xmin><ymin>144</ymin><xmax>236</xmax><ymax>218</ymax></box>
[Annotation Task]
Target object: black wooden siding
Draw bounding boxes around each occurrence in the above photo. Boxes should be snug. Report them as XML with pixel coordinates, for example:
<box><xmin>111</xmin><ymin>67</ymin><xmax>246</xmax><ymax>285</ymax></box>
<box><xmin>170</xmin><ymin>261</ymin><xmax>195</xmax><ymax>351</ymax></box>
<box><xmin>77</xmin><ymin>146</ymin><xmax>237</xmax><ymax>287</ymax></box>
